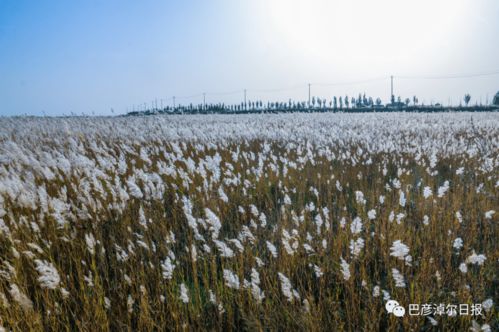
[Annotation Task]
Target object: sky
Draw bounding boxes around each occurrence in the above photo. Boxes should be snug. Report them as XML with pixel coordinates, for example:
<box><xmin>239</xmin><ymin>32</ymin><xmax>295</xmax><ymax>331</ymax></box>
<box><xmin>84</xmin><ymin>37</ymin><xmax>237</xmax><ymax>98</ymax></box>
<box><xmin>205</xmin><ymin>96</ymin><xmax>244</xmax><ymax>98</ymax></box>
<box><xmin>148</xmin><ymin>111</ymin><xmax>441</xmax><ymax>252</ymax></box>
<box><xmin>0</xmin><ymin>0</ymin><xmax>498</xmax><ymax>116</ymax></box>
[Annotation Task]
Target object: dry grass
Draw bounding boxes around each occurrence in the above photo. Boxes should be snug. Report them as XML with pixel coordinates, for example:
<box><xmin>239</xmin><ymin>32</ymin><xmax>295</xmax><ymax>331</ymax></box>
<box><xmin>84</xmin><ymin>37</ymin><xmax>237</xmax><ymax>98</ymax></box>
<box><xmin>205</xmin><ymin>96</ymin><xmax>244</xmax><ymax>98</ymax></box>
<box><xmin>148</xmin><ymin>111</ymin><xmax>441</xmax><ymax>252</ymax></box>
<box><xmin>0</xmin><ymin>114</ymin><xmax>497</xmax><ymax>331</ymax></box>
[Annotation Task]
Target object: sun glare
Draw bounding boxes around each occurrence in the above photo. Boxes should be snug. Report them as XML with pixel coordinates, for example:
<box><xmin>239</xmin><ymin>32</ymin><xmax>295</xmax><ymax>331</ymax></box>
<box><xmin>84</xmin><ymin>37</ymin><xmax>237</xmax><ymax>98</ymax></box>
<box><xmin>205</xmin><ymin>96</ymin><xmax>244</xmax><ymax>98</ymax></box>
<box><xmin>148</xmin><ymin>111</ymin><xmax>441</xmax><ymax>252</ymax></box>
<box><xmin>259</xmin><ymin>0</ymin><xmax>467</xmax><ymax>72</ymax></box>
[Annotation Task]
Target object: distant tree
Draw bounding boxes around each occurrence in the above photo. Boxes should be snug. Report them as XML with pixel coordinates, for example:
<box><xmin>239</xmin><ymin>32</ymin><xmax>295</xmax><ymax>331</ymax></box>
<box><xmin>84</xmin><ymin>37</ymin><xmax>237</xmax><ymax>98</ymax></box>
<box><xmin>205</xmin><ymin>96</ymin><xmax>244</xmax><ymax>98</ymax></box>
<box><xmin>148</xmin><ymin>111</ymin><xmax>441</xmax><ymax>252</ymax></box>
<box><xmin>333</xmin><ymin>96</ymin><xmax>338</xmax><ymax>109</ymax></box>
<box><xmin>339</xmin><ymin>96</ymin><xmax>343</xmax><ymax>109</ymax></box>
<box><xmin>413</xmin><ymin>96</ymin><xmax>418</xmax><ymax>105</ymax></box>
<box><xmin>493</xmin><ymin>92</ymin><xmax>499</xmax><ymax>106</ymax></box>
<box><xmin>405</xmin><ymin>98</ymin><xmax>410</xmax><ymax>106</ymax></box>
<box><xmin>376</xmin><ymin>98</ymin><xmax>382</xmax><ymax>106</ymax></box>
<box><xmin>464</xmin><ymin>94</ymin><xmax>471</xmax><ymax>106</ymax></box>
<box><xmin>397</xmin><ymin>96</ymin><xmax>402</xmax><ymax>103</ymax></box>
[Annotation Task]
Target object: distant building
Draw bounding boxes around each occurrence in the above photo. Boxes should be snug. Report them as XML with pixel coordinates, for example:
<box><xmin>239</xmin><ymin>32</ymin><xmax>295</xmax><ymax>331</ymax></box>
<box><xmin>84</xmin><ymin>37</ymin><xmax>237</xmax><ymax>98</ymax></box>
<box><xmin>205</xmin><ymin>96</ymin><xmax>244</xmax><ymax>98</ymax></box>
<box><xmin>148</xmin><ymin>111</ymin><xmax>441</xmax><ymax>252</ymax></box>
<box><xmin>493</xmin><ymin>91</ymin><xmax>499</xmax><ymax>106</ymax></box>
<box><xmin>386</xmin><ymin>95</ymin><xmax>407</xmax><ymax>108</ymax></box>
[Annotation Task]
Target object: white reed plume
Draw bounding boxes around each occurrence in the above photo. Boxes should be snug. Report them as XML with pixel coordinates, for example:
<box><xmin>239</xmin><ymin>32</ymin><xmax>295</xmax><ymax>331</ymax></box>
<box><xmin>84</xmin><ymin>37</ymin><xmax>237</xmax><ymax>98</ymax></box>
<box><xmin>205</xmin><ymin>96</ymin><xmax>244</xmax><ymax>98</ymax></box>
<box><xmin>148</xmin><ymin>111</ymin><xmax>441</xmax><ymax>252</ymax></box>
<box><xmin>34</xmin><ymin>259</ymin><xmax>61</xmax><ymax>290</ymax></box>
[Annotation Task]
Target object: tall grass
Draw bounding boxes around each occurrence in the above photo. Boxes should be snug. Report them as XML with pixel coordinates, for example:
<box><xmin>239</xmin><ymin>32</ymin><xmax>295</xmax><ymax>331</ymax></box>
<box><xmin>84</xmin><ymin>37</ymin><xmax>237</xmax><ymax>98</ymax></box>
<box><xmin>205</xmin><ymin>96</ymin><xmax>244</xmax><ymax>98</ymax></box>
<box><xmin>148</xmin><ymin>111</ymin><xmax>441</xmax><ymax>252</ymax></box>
<box><xmin>0</xmin><ymin>113</ymin><xmax>497</xmax><ymax>331</ymax></box>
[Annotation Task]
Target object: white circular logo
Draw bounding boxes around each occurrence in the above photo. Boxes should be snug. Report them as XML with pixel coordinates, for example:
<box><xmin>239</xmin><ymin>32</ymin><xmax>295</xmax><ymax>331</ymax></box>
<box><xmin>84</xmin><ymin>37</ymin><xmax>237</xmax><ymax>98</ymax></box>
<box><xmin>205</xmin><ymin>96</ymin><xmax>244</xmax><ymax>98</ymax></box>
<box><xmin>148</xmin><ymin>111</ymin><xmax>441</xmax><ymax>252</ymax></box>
<box><xmin>393</xmin><ymin>306</ymin><xmax>406</xmax><ymax>317</ymax></box>
<box><xmin>385</xmin><ymin>300</ymin><xmax>399</xmax><ymax>313</ymax></box>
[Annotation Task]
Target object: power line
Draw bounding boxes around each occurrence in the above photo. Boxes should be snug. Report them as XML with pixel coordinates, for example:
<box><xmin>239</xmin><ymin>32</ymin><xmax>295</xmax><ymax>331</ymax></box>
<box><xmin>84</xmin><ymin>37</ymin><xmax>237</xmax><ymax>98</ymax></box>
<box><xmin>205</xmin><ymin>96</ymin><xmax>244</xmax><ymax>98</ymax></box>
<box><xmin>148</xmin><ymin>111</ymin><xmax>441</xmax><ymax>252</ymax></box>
<box><xmin>175</xmin><ymin>93</ymin><xmax>204</xmax><ymax>100</ymax></box>
<box><xmin>129</xmin><ymin>69</ymin><xmax>499</xmax><ymax>111</ymax></box>
<box><xmin>247</xmin><ymin>84</ymin><xmax>305</xmax><ymax>93</ymax></box>
<box><xmin>312</xmin><ymin>76</ymin><xmax>389</xmax><ymax>87</ymax></box>
<box><xmin>205</xmin><ymin>89</ymin><xmax>242</xmax><ymax>96</ymax></box>
<box><xmin>396</xmin><ymin>69</ymin><xmax>499</xmax><ymax>80</ymax></box>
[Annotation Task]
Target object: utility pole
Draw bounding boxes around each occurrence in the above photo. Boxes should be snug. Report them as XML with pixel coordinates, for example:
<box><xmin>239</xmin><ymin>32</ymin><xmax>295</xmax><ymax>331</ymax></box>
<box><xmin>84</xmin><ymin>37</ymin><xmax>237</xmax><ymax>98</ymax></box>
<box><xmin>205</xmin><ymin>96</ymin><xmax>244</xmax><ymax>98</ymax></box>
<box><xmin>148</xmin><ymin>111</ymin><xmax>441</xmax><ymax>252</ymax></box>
<box><xmin>308</xmin><ymin>83</ymin><xmax>311</xmax><ymax>106</ymax></box>
<box><xmin>244</xmin><ymin>89</ymin><xmax>247</xmax><ymax>110</ymax></box>
<box><xmin>390</xmin><ymin>75</ymin><xmax>394</xmax><ymax>104</ymax></box>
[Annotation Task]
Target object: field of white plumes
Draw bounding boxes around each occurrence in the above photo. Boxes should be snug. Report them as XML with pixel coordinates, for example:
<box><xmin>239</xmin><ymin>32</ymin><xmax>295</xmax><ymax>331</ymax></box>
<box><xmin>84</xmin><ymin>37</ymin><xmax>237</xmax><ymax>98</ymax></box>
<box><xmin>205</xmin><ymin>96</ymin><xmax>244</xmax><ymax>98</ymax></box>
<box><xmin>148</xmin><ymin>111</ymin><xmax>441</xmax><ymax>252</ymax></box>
<box><xmin>0</xmin><ymin>112</ymin><xmax>497</xmax><ymax>331</ymax></box>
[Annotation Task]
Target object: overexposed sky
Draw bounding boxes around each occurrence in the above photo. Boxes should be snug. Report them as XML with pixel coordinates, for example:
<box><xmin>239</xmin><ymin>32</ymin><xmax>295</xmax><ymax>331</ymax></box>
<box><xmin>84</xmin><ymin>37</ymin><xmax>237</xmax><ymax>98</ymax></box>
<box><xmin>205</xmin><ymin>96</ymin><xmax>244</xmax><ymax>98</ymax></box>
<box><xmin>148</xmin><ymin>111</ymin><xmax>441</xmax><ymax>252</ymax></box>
<box><xmin>0</xmin><ymin>0</ymin><xmax>498</xmax><ymax>115</ymax></box>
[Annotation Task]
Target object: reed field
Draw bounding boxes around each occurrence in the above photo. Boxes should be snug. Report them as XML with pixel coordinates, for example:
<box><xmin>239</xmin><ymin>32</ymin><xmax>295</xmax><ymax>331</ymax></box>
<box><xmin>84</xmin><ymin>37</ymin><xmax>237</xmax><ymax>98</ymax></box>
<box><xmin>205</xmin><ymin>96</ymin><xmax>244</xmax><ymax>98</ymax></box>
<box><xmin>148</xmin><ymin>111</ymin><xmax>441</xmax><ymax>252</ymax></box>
<box><xmin>0</xmin><ymin>112</ymin><xmax>497</xmax><ymax>331</ymax></box>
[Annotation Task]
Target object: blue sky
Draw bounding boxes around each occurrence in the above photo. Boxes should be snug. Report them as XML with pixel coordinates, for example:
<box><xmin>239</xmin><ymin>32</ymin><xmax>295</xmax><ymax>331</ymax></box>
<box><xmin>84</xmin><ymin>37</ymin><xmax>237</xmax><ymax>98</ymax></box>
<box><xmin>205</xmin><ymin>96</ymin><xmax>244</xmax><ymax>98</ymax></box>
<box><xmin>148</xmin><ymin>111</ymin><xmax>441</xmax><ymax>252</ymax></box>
<box><xmin>1</xmin><ymin>0</ymin><xmax>498</xmax><ymax>115</ymax></box>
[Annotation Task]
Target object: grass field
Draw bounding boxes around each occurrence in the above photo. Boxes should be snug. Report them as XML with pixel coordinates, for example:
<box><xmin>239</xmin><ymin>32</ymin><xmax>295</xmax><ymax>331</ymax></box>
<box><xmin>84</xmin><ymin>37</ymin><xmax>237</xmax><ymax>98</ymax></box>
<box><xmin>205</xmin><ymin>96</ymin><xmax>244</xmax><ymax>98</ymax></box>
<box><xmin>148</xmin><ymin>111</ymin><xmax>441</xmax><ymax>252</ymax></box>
<box><xmin>0</xmin><ymin>113</ymin><xmax>497</xmax><ymax>331</ymax></box>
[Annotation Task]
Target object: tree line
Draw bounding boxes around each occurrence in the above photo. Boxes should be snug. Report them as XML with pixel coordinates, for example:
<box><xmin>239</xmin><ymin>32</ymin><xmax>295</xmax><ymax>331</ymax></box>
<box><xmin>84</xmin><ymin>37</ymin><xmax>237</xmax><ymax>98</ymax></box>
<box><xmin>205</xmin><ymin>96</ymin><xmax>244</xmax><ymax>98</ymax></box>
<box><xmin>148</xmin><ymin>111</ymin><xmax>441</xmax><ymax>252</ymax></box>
<box><xmin>127</xmin><ymin>93</ymin><xmax>497</xmax><ymax>116</ymax></box>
